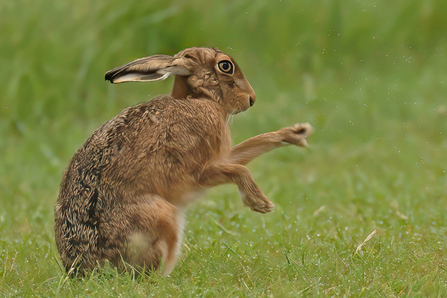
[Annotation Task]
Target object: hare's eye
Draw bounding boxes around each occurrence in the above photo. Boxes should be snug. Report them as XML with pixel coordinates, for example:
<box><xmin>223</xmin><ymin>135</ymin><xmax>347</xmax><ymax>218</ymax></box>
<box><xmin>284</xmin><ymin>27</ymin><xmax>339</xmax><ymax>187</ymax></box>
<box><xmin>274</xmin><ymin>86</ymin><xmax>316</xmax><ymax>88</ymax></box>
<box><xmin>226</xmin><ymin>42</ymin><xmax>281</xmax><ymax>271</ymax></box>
<box><xmin>218</xmin><ymin>60</ymin><xmax>233</xmax><ymax>74</ymax></box>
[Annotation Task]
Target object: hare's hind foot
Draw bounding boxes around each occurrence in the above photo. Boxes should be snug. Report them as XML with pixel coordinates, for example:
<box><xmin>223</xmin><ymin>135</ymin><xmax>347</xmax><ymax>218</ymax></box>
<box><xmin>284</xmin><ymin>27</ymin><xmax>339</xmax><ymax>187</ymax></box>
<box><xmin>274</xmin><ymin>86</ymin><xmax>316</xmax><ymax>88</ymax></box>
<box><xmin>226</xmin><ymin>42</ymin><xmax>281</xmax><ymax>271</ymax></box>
<box><xmin>123</xmin><ymin>195</ymin><xmax>184</xmax><ymax>275</ymax></box>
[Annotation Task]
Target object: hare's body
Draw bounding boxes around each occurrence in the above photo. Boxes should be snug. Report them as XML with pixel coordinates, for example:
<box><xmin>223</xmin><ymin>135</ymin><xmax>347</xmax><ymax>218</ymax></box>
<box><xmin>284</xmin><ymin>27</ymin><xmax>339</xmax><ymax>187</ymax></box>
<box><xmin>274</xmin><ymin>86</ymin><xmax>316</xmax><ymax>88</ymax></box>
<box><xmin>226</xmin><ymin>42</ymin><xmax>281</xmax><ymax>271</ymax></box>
<box><xmin>55</xmin><ymin>47</ymin><xmax>312</xmax><ymax>275</ymax></box>
<box><xmin>55</xmin><ymin>96</ymin><xmax>229</xmax><ymax>273</ymax></box>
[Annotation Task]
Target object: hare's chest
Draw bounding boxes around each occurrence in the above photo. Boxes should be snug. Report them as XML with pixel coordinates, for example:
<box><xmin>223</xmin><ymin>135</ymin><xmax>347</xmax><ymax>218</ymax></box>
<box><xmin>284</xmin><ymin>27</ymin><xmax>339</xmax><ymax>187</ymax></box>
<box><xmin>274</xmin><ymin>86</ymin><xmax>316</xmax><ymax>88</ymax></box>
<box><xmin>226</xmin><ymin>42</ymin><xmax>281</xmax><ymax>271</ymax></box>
<box><xmin>218</xmin><ymin>125</ymin><xmax>232</xmax><ymax>161</ymax></box>
<box><xmin>177</xmin><ymin>189</ymin><xmax>207</xmax><ymax>207</ymax></box>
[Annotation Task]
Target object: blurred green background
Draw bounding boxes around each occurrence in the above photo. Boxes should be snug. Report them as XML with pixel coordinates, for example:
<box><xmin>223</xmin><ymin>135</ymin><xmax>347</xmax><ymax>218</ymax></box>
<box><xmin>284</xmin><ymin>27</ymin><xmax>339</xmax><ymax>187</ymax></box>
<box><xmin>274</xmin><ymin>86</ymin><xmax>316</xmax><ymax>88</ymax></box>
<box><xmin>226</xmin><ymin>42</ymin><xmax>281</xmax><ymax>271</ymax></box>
<box><xmin>1</xmin><ymin>0</ymin><xmax>447</xmax><ymax>296</ymax></box>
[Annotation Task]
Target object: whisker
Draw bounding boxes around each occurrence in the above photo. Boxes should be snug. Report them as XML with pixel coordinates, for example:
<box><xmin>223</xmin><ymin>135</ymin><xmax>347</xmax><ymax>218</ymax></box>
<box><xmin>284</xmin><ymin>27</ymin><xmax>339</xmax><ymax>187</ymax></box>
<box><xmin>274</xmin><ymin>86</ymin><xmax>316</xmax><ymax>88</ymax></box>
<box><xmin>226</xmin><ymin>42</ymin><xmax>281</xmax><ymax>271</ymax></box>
<box><xmin>227</xmin><ymin>107</ymin><xmax>237</xmax><ymax>125</ymax></box>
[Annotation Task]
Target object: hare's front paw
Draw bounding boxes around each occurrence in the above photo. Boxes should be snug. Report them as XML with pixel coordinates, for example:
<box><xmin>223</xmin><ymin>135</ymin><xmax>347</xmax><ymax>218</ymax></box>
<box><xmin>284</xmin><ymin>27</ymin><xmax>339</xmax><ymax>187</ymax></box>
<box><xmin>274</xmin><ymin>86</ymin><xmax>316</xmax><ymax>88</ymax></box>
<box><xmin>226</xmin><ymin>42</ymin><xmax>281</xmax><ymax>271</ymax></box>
<box><xmin>240</xmin><ymin>191</ymin><xmax>275</xmax><ymax>213</ymax></box>
<box><xmin>280</xmin><ymin>123</ymin><xmax>313</xmax><ymax>147</ymax></box>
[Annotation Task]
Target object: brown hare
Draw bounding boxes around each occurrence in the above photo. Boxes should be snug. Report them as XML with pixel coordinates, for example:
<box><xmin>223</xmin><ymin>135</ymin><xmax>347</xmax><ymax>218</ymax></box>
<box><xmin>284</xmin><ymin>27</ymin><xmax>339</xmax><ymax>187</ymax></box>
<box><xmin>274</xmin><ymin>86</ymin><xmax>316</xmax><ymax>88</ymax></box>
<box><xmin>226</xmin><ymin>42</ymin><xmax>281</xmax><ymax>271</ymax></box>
<box><xmin>54</xmin><ymin>47</ymin><xmax>312</xmax><ymax>276</ymax></box>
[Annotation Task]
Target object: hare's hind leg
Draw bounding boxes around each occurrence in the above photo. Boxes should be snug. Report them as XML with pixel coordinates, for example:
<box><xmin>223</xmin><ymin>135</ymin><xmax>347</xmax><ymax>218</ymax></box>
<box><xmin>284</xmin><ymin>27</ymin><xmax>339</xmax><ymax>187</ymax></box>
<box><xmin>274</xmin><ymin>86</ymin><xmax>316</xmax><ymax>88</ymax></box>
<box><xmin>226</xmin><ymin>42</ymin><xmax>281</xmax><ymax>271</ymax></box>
<box><xmin>124</xmin><ymin>195</ymin><xmax>184</xmax><ymax>275</ymax></box>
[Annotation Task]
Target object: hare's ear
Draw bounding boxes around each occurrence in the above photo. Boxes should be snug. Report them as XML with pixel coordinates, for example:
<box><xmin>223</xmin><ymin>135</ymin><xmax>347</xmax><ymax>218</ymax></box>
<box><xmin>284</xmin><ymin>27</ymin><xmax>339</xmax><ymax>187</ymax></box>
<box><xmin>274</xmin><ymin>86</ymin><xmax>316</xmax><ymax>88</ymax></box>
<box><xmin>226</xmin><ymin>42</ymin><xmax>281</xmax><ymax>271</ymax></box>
<box><xmin>105</xmin><ymin>55</ymin><xmax>191</xmax><ymax>84</ymax></box>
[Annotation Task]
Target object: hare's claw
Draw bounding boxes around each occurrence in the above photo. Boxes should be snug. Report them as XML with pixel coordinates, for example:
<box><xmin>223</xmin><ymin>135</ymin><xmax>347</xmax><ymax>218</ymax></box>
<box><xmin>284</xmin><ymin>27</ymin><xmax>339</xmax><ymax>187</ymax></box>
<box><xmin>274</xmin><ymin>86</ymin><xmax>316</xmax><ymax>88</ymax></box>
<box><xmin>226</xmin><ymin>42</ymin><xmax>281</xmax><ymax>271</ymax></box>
<box><xmin>250</xmin><ymin>201</ymin><xmax>275</xmax><ymax>213</ymax></box>
<box><xmin>240</xmin><ymin>191</ymin><xmax>275</xmax><ymax>213</ymax></box>
<box><xmin>291</xmin><ymin>123</ymin><xmax>313</xmax><ymax>136</ymax></box>
<box><xmin>281</xmin><ymin>122</ymin><xmax>313</xmax><ymax>147</ymax></box>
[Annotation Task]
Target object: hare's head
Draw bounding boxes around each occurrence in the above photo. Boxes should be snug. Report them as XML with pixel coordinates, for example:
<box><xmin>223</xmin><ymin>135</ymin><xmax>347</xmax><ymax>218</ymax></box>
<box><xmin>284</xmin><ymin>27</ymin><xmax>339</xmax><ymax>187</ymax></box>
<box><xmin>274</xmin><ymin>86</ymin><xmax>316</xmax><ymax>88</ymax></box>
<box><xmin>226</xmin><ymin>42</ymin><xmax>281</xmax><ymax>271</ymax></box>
<box><xmin>105</xmin><ymin>47</ymin><xmax>256</xmax><ymax>115</ymax></box>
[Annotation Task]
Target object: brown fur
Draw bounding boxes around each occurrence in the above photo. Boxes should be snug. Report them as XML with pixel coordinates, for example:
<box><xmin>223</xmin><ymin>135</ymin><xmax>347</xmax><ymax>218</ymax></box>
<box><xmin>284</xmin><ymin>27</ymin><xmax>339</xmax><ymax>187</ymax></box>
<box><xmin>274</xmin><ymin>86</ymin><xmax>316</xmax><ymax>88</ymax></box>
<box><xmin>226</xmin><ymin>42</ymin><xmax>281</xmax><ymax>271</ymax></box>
<box><xmin>54</xmin><ymin>47</ymin><xmax>313</xmax><ymax>275</ymax></box>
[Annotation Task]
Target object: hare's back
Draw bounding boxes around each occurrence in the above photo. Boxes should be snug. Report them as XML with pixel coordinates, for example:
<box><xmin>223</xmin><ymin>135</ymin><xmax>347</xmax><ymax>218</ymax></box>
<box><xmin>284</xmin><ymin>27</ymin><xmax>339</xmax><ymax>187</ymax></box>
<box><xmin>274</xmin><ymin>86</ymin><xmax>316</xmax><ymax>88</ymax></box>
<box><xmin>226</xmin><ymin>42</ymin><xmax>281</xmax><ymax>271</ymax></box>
<box><xmin>69</xmin><ymin>95</ymin><xmax>224</xmax><ymax>193</ymax></box>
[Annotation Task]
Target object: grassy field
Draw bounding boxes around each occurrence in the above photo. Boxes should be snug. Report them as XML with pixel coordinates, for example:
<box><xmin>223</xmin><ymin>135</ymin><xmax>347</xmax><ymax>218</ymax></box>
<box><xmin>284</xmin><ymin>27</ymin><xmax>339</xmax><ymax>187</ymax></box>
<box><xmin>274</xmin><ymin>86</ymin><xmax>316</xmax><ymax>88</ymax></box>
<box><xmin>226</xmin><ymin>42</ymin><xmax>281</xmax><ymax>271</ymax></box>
<box><xmin>1</xmin><ymin>0</ymin><xmax>447</xmax><ymax>296</ymax></box>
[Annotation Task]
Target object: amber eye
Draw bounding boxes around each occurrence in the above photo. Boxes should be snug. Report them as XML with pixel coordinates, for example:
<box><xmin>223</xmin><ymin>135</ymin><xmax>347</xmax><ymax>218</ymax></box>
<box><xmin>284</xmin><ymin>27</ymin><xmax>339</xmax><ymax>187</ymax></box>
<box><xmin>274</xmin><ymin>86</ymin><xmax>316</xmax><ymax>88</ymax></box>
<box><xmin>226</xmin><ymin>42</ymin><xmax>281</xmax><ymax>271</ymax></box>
<box><xmin>218</xmin><ymin>60</ymin><xmax>233</xmax><ymax>74</ymax></box>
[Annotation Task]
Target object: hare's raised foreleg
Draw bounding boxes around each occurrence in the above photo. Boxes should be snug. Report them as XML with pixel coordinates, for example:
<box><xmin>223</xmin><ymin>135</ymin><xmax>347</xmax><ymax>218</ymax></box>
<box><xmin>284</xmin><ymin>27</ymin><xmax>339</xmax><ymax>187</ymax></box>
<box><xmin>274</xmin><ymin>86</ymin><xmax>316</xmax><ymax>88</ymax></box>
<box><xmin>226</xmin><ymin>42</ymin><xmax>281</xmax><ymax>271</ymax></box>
<box><xmin>199</xmin><ymin>164</ymin><xmax>274</xmax><ymax>213</ymax></box>
<box><xmin>229</xmin><ymin>123</ymin><xmax>313</xmax><ymax>165</ymax></box>
<box><xmin>122</xmin><ymin>195</ymin><xmax>184</xmax><ymax>275</ymax></box>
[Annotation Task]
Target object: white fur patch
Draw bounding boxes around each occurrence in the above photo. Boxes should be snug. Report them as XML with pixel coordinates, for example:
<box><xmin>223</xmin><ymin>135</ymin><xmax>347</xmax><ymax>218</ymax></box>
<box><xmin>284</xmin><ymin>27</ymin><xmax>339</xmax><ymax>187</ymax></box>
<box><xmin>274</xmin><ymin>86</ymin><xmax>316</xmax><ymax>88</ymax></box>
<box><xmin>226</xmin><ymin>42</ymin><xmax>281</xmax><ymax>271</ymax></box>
<box><xmin>163</xmin><ymin>210</ymin><xmax>185</xmax><ymax>276</ymax></box>
<box><xmin>113</xmin><ymin>72</ymin><xmax>170</xmax><ymax>83</ymax></box>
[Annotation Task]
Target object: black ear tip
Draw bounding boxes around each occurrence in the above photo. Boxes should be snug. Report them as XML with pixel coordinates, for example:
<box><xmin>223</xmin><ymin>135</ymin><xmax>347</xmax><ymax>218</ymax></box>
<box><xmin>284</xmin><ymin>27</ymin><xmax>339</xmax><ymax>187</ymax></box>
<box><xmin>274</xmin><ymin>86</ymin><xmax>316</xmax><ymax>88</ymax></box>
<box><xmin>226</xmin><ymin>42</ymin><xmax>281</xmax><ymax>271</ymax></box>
<box><xmin>104</xmin><ymin>71</ymin><xmax>114</xmax><ymax>82</ymax></box>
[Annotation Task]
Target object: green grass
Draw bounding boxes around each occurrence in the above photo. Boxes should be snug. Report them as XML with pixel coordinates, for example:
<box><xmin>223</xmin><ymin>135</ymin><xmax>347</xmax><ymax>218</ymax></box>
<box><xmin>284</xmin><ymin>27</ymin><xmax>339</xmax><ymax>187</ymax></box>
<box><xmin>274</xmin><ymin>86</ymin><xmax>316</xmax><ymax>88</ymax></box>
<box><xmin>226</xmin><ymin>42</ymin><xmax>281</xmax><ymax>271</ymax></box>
<box><xmin>1</xmin><ymin>0</ymin><xmax>447</xmax><ymax>296</ymax></box>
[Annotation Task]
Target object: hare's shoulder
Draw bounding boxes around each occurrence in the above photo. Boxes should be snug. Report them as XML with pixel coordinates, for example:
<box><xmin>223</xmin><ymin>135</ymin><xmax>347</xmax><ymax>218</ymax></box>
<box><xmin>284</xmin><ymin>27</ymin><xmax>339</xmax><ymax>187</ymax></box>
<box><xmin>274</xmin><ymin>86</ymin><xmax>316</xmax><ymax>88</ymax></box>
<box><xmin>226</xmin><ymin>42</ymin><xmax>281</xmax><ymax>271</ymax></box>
<box><xmin>78</xmin><ymin>96</ymin><xmax>226</xmax><ymax>160</ymax></box>
<box><xmin>112</xmin><ymin>95</ymin><xmax>225</xmax><ymax>140</ymax></box>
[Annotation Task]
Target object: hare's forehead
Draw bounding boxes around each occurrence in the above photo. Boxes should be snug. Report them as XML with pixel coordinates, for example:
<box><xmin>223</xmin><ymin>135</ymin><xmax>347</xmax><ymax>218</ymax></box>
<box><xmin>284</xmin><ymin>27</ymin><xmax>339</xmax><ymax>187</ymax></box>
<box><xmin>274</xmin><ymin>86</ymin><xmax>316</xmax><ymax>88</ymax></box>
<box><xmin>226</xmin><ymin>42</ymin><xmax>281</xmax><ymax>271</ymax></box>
<box><xmin>215</xmin><ymin>53</ymin><xmax>233</xmax><ymax>63</ymax></box>
<box><xmin>175</xmin><ymin>49</ymin><xmax>218</xmax><ymax>61</ymax></box>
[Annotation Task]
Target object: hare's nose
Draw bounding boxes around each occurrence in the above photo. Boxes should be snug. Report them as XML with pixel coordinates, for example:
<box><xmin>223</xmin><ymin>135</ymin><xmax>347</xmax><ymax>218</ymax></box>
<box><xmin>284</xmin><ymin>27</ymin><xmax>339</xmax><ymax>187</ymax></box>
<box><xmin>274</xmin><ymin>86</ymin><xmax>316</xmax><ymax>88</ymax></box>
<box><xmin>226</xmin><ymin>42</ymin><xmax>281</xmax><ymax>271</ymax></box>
<box><xmin>250</xmin><ymin>96</ymin><xmax>255</xmax><ymax>106</ymax></box>
<box><xmin>249</xmin><ymin>93</ymin><xmax>256</xmax><ymax>106</ymax></box>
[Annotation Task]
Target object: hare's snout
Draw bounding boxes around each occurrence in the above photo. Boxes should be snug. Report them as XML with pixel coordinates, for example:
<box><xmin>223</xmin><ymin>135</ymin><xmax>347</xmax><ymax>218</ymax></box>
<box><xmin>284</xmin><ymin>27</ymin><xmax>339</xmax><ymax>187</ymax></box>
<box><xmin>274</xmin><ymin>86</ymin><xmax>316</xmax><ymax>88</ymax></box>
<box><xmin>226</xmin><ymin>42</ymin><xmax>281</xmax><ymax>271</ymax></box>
<box><xmin>233</xmin><ymin>77</ymin><xmax>256</xmax><ymax>110</ymax></box>
<box><xmin>249</xmin><ymin>95</ymin><xmax>255</xmax><ymax>107</ymax></box>
<box><xmin>240</xmin><ymin>94</ymin><xmax>255</xmax><ymax>112</ymax></box>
